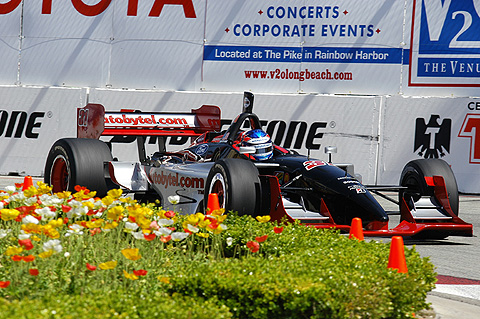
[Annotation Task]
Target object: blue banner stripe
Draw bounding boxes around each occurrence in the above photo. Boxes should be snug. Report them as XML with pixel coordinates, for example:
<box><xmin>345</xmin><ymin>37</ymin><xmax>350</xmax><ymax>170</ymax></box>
<box><xmin>204</xmin><ymin>45</ymin><xmax>405</xmax><ymax>64</ymax></box>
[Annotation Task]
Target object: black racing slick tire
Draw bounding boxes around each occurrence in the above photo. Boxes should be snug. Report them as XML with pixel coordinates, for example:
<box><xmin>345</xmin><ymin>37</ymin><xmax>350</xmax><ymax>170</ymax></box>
<box><xmin>205</xmin><ymin>159</ymin><xmax>261</xmax><ymax>216</ymax></box>
<box><xmin>44</xmin><ymin>138</ymin><xmax>113</xmax><ymax>197</ymax></box>
<box><xmin>399</xmin><ymin>159</ymin><xmax>459</xmax><ymax>216</ymax></box>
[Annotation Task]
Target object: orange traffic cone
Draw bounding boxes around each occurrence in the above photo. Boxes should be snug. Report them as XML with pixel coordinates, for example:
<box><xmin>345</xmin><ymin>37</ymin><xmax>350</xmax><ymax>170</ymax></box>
<box><xmin>22</xmin><ymin>176</ymin><xmax>34</xmax><ymax>191</ymax></box>
<box><xmin>349</xmin><ymin>217</ymin><xmax>364</xmax><ymax>241</ymax></box>
<box><xmin>388</xmin><ymin>236</ymin><xmax>408</xmax><ymax>273</ymax></box>
<box><xmin>206</xmin><ymin>193</ymin><xmax>220</xmax><ymax>214</ymax></box>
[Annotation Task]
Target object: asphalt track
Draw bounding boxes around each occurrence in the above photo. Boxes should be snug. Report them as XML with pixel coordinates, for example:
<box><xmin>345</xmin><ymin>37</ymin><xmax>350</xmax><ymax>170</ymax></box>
<box><xmin>1</xmin><ymin>176</ymin><xmax>479</xmax><ymax>318</ymax></box>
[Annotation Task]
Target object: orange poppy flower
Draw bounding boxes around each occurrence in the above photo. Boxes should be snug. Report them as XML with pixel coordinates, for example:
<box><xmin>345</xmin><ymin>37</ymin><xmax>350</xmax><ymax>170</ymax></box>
<box><xmin>0</xmin><ymin>281</ymin><xmax>10</xmax><ymax>288</ymax></box>
<box><xmin>246</xmin><ymin>241</ymin><xmax>260</xmax><ymax>253</ymax></box>
<box><xmin>29</xmin><ymin>269</ymin><xmax>39</xmax><ymax>276</ymax></box>
<box><xmin>18</xmin><ymin>239</ymin><xmax>34</xmax><ymax>250</ymax></box>
<box><xmin>133</xmin><ymin>269</ymin><xmax>148</xmax><ymax>276</ymax></box>
<box><xmin>144</xmin><ymin>233</ymin><xmax>156</xmax><ymax>241</ymax></box>
<box><xmin>255</xmin><ymin>235</ymin><xmax>268</xmax><ymax>243</ymax></box>
<box><xmin>86</xmin><ymin>263</ymin><xmax>97</xmax><ymax>271</ymax></box>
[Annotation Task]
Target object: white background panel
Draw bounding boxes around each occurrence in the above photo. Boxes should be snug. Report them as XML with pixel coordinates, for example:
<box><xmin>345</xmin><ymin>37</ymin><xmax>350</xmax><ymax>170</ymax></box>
<box><xmin>378</xmin><ymin>96</ymin><xmax>480</xmax><ymax>193</ymax></box>
<box><xmin>109</xmin><ymin>40</ymin><xmax>203</xmax><ymax>90</ymax></box>
<box><xmin>0</xmin><ymin>87</ymin><xmax>86</xmax><ymax>176</ymax></box>
<box><xmin>20</xmin><ymin>38</ymin><xmax>111</xmax><ymax>87</ymax></box>
<box><xmin>0</xmin><ymin>2</ymin><xmax>21</xmax><ymax>85</ymax></box>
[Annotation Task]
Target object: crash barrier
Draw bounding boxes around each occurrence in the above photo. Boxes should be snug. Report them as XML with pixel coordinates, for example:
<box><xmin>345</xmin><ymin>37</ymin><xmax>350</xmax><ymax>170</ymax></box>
<box><xmin>1</xmin><ymin>88</ymin><xmax>479</xmax><ymax>193</ymax></box>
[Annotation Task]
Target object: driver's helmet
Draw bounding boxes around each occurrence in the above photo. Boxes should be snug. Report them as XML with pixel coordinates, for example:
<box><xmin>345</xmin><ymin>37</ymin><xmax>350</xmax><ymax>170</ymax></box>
<box><xmin>241</xmin><ymin>129</ymin><xmax>273</xmax><ymax>161</ymax></box>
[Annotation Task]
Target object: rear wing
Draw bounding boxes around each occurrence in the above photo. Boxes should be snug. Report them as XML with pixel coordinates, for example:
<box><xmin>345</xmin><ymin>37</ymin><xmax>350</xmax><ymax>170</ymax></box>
<box><xmin>77</xmin><ymin>103</ymin><xmax>221</xmax><ymax>139</ymax></box>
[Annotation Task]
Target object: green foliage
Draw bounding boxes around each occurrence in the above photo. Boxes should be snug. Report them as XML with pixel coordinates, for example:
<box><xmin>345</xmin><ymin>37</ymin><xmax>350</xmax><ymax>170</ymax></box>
<box><xmin>0</xmin><ymin>186</ymin><xmax>436</xmax><ymax>319</ymax></box>
<box><xmin>0</xmin><ymin>290</ymin><xmax>233</xmax><ymax>319</ymax></box>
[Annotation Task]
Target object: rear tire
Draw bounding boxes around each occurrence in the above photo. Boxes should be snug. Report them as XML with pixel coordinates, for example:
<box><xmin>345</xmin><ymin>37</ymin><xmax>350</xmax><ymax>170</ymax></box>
<box><xmin>399</xmin><ymin>159</ymin><xmax>459</xmax><ymax>216</ymax></box>
<box><xmin>205</xmin><ymin>159</ymin><xmax>261</xmax><ymax>216</ymax></box>
<box><xmin>44</xmin><ymin>138</ymin><xmax>113</xmax><ymax>197</ymax></box>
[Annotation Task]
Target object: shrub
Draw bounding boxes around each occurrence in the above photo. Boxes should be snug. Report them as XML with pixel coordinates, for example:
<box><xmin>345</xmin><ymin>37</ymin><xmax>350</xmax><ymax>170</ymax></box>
<box><xmin>0</xmin><ymin>184</ymin><xmax>436</xmax><ymax>319</ymax></box>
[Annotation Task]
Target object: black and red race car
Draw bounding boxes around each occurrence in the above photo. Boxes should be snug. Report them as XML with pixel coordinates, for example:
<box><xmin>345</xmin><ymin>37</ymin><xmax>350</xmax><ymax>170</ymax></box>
<box><xmin>44</xmin><ymin>92</ymin><xmax>473</xmax><ymax>239</ymax></box>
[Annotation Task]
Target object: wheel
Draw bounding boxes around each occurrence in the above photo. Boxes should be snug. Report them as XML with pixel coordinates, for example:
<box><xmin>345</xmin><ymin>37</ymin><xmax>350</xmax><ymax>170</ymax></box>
<box><xmin>204</xmin><ymin>159</ymin><xmax>261</xmax><ymax>216</ymax></box>
<box><xmin>44</xmin><ymin>138</ymin><xmax>113</xmax><ymax>197</ymax></box>
<box><xmin>399</xmin><ymin>159</ymin><xmax>459</xmax><ymax>216</ymax></box>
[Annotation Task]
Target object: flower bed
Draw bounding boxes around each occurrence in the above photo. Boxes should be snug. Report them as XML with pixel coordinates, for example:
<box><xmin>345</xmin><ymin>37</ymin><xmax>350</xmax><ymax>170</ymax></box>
<box><xmin>0</xmin><ymin>180</ymin><xmax>436</xmax><ymax>319</ymax></box>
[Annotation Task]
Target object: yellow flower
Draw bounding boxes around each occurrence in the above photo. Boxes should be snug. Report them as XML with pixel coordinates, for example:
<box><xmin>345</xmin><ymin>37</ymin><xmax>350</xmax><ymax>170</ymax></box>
<box><xmin>23</xmin><ymin>187</ymin><xmax>37</xmax><ymax>198</ymax></box>
<box><xmin>99</xmin><ymin>260</ymin><xmax>117</xmax><ymax>270</ymax></box>
<box><xmin>137</xmin><ymin>216</ymin><xmax>151</xmax><ymax>230</ymax></box>
<box><xmin>0</xmin><ymin>209</ymin><xmax>20</xmax><ymax>221</ymax></box>
<box><xmin>123</xmin><ymin>270</ymin><xmax>138</xmax><ymax>281</ymax></box>
<box><xmin>83</xmin><ymin>201</ymin><xmax>95</xmax><ymax>210</ymax></box>
<box><xmin>38</xmin><ymin>250</ymin><xmax>54</xmax><ymax>259</ymax></box>
<box><xmin>209</xmin><ymin>208</ymin><xmax>225</xmax><ymax>216</ymax></box>
<box><xmin>21</xmin><ymin>223</ymin><xmax>43</xmax><ymax>234</ymax></box>
<box><xmin>36</xmin><ymin>182</ymin><xmax>52</xmax><ymax>195</ymax></box>
<box><xmin>102</xmin><ymin>196</ymin><xmax>115</xmax><ymax>206</ymax></box>
<box><xmin>103</xmin><ymin>221</ymin><xmax>119</xmax><ymax>230</ymax></box>
<box><xmin>86</xmin><ymin>219</ymin><xmax>104</xmax><ymax>229</ymax></box>
<box><xmin>107</xmin><ymin>206</ymin><xmax>124</xmax><ymax>220</ymax></box>
<box><xmin>256</xmin><ymin>215</ymin><xmax>271</xmax><ymax>223</ymax></box>
<box><xmin>47</xmin><ymin>218</ymin><xmax>64</xmax><ymax>229</ymax></box>
<box><xmin>121</xmin><ymin>248</ymin><xmax>141</xmax><ymax>261</ymax></box>
<box><xmin>43</xmin><ymin>226</ymin><xmax>60</xmax><ymax>239</ymax></box>
<box><xmin>5</xmin><ymin>246</ymin><xmax>23</xmax><ymax>256</ymax></box>
<box><xmin>107</xmin><ymin>189</ymin><xmax>123</xmax><ymax>199</ymax></box>
<box><xmin>56</xmin><ymin>191</ymin><xmax>71</xmax><ymax>199</ymax></box>
<box><xmin>196</xmin><ymin>232</ymin><xmax>210</xmax><ymax>238</ymax></box>
<box><xmin>31</xmin><ymin>235</ymin><xmax>41</xmax><ymax>242</ymax></box>
<box><xmin>158</xmin><ymin>276</ymin><xmax>170</xmax><ymax>284</ymax></box>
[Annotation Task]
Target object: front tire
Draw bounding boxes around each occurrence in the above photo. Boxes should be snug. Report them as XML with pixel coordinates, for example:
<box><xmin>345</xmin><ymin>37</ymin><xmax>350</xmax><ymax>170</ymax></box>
<box><xmin>399</xmin><ymin>159</ymin><xmax>459</xmax><ymax>216</ymax></box>
<box><xmin>205</xmin><ymin>159</ymin><xmax>261</xmax><ymax>216</ymax></box>
<box><xmin>44</xmin><ymin>138</ymin><xmax>113</xmax><ymax>197</ymax></box>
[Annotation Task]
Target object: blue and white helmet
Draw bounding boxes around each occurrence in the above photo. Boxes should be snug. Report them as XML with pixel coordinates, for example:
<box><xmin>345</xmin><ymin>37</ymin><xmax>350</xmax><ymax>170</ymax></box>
<box><xmin>242</xmin><ymin>129</ymin><xmax>273</xmax><ymax>161</ymax></box>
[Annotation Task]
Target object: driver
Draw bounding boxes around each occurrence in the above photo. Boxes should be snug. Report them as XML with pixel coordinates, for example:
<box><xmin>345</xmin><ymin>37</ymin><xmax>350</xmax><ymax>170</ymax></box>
<box><xmin>240</xmin><ymin>129</ymin><xmax>273</xmax><ymax>160</ymax></box>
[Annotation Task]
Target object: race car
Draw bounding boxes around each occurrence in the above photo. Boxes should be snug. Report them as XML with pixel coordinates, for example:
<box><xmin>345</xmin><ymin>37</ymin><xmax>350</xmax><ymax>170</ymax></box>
<box><xmin>44</xmin><ymin>92</ymin><xmax>473</xmax><ymax>239</ymax></box>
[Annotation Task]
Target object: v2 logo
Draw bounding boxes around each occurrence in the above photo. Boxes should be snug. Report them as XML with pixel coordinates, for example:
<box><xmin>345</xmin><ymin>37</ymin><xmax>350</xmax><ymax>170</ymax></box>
<box><xmin>409</xmin><ymin>0</ymin><xmax>480</xmax><ymax>86</ymax></box>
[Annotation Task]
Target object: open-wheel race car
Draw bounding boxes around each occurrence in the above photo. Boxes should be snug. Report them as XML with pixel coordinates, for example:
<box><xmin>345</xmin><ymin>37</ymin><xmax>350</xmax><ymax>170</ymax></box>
<box><xmin>44</xmin><ymin>92</ymin><xmax>473</xmax><ymax>239</ymax></box>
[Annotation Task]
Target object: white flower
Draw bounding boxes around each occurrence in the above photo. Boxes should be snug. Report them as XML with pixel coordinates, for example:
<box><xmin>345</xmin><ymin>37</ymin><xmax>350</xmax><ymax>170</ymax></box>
<box><xmin>226</xmin><ymin>237</ymin><xmax>233</xmax><ymax>246</ymax></box>
<box><xmin>157</xmin><ymin>218</ymin><xmax>174</xmax><ymax>226</ymax></box>
<box><xmin>22</xmin><ymin>215</ymin><xmax>39</xmax><ymax>224</ymax></box>
<box><xmin>124</xmin><ymin>221</ymin><xmax>139</xmax><ymax>231</ymax></box>
<box><xmin>39</xmin><ymin>194</ymin><xmax>62</xmax><ymax>206</ymax></box>
<box><xmin>64</xmin><ymin>252</ymin><xmax>70</xmax><ymax>258</ymax></box>
<box><xmin>18</xmin><ymin>230</ymin><xmax>31</xmax><ymax>240</ymax></box>
<box><xmin>65</xmin><ymin>224</ymin><xmax>84</xmax><ymax>237</ymax></box>
<box><xmin>5</xmin><ymin>185</ymin><xmax>16</xmax><ymax>193</ymax></box>
<box><xmin>0</xmin><ymin>229</ymin><xmax>12</xmax><ymax>239</ymax></box>
<box><xmin>131</xmin><ymin>231</ymin><xmax>145</xmax><ymax>240</ymax></box>
<box><xmin>0</xmin><ymin>202</ymin><xmax>3</xmax><ymax>210</ymax></box>
<box><xmin>186</xmin><ymin>224</ymin><xmax>199</xmax><ymax>233</ymax></box>
<box><xmin>168</xmin><ymin>195</ymin><xmax>180</xmax><ymax>205</ymax></box>
<box><xmin>171</xmin><ymin>232</ymin><xmax>189</xmax><ymax>241</ymax></box>
<box><xmin>43</xmin><ymin>239</ymin><xmax>63</xmax><ymax>253</ymax></box>
<box><xmin>153</xmin><ymin>227</ymin><xmax>172</xmax><ymax>236</ymax></box>
<box><xmin>36</xmin><ymin>207</ymin><xmax>57</xmax><ymax>221</ymax></box>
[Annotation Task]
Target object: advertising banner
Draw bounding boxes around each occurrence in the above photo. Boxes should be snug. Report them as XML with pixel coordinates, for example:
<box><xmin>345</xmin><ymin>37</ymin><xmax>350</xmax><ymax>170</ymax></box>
<box><xmin>0</xmin><ymin>86</ymin><xmax>86</xmax><ymax>176</ymax></box>
<box><xmin>378</xmin><ymin>96</ymin><xmax>480</xmax><ymax>193</ymax></box>
<box><xmin>203</xmin><ymin>0</ymin><xmax>406</xmax><ymax>94</ymax></box>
